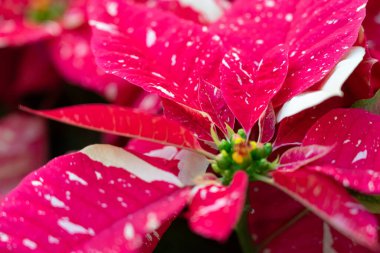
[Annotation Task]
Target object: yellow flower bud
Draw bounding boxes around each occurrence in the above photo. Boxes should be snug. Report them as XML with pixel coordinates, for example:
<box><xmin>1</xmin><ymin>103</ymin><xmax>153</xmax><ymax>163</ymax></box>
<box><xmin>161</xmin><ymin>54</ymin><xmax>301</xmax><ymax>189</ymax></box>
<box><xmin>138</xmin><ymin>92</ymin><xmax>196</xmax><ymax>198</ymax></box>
<box><xmin>234</xmin><ymin>137</ymin><xmax>244</xmax><ymax>145</ymax></box>
<box><xmin>232</xmin><ymin>152</ymin><xmax>244</xmax><ymax>164</ymax></box>
<box><xmin>249</xmin><ymin>141</ymin><xmax>257</xmax><ymax>150</ymax></box>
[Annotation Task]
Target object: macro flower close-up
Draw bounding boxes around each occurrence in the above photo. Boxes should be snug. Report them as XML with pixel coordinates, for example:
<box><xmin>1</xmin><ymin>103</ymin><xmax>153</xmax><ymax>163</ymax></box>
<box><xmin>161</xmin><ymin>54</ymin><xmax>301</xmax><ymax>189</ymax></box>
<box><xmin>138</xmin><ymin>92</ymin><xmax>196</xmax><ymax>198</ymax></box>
<box><xmin>0</xmin><ymin>0</ymin><xmax>380</xmax><ymax>252</ymax></box>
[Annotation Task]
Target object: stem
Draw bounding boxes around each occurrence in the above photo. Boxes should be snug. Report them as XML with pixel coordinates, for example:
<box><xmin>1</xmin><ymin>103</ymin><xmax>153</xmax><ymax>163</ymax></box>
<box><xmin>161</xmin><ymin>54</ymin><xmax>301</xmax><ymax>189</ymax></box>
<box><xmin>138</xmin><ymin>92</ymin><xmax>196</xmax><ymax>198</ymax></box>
<box><xmin>235</xmin><ymin>198</ymin><xmax>258</xmax><ymax>253</ymax></box>
<box><xmin>254</xmin><ymin>174</ymin><xmax>274</xmax><ymax>185</ymax></box>
<box><xmin>258</xmin><ymin>209</ymin><xmax>309</xmax><ymax>251</ymax></box>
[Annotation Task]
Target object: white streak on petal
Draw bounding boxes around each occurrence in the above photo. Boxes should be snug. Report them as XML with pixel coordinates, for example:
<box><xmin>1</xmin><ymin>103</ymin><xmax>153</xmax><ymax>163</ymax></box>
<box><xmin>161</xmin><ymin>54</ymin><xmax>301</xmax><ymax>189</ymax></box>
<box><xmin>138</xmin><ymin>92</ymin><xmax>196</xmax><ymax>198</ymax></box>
<box><xmin>152</xmin><ymin>86</ymin><xmax>175</xmax><ymax>98</ymax></box>
<box><xmin>277</xmin><ymin>47</ymin><xmax>366</xmax><ymax>122</ymax></box>
<box><xmin>81</xmin><ymin>145</ymin><xmax>183</xmax><ymax>186</ymax></box>
<box><xmin>48</xmin><ymin>235</ymin><xmax>59</xmax><ymax>244</ymax></box>
<box><xmin>58</xmin><ymin>217</ymin><xmax>95</xmax><ymax>236</ymax></box>
<box><xmin>0</xmin><ymin>232</ymin><xmax>8</xmax><ymax>242</ymax></box>
<box><xmin>356</xmin><ymin>3</ymin><xmax>366</xmax><ymax>12</ymax></box>
<box><xmin>31</xmin><ymin>180</ymin><xmax>42</xmax><ymax>186</ymax></box>
<box><xmin>195</xmin><ymin>198</ymin><xmax>228</xmax><ymax>217</ymax></box>
<box><xmin>146</xmin><ymin>28</ymin><xmax>156</xmax><ymax>48</ymax></box>
<box><xmin>145</xmin><ymin>213</ymin><xmax>160</xmax><ymax>231</ymax></box>
<box><xmin>66</xmin><ymin>171</ymin><xmax>88</xmax><ymax>186</ymax></box>
<box><xmin>23</xmin><ymin>239</ymin><xmax>37</xmax><ymax>250</ymax></box>
<box><xmin>124</xmin><ymin>223</ymin><xmax>135</xmax><ymax>240</ymax></box>
<box><xmin>145</xmin><ymin>146</ymin><xmax>178</xmax><ymax>160</ymax></box>
<box><xmin>106</xmin><ymin>2</ymin><xmax>118</xmax><ymax>16</ymax></box>
<box><xmin>45</xmin><ymin>194</ymin><xmax>66</xmax><ymax>209</ymax></box>
<box><xmin>178</xmin><ymin>0</ymin><xmax>226</xmax><ymax>22</ymax></box>
<box><xmin>352</xmin><ymin>150</ymin><xmax>367</xmax><ymax>163</ymax></box>
<box><xmin>89</xmin><ymin>20</ymin><xmax>118</xmax><ymax>34</ymax></box>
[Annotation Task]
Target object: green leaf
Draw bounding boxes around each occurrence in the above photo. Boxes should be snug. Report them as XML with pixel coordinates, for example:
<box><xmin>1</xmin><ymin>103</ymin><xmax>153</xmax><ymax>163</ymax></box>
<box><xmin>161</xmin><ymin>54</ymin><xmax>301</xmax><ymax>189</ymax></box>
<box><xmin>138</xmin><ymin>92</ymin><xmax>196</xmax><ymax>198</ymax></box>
<box><xmin>352</xmin><ymin>89</ymin><xmax>380</xmax><ymax>115</ymax></box>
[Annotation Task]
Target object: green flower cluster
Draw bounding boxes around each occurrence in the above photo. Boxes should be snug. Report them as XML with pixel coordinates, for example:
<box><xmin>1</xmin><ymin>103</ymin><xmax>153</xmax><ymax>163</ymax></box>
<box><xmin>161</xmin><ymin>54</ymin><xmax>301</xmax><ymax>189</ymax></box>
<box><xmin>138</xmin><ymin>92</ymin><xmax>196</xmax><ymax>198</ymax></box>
<box><xmin>27</xmin><ymin>0</ymin><xmax>66</xmax><ymax>23</ymax></box>
<box><xmin>211</xmin><ymin>128</ymin><xmax>278</xmax><ymax>184</ymax></box>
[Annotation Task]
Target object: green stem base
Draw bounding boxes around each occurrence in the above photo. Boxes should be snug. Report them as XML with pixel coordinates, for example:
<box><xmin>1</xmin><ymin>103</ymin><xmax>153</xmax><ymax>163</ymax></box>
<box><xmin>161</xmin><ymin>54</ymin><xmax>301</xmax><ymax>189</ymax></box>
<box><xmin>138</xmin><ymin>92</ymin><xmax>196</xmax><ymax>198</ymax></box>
<box><xmin>235</xmin><ymin>200</ymin><xmax>258</xmax><ymax>253</ymax></box>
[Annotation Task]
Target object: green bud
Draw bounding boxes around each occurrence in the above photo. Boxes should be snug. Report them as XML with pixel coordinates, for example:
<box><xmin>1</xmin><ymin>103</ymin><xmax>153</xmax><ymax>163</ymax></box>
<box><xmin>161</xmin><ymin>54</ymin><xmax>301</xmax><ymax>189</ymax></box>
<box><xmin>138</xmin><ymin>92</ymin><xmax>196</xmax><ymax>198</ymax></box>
<box><xmin>237</xmin><ymin>129</ymin><xmax>247</xmax><ymax>139</ymax></box>
<box><xmin>263</xmin><ymin>143</ymin><xmax>273</xmax><ymax>158</ymax></box>
<box><xmin>221</xmin><ymin>150</ymin><xmax>229</xmax><ymax>158</ymax></box>
<box><xmin>211</xmin><ymin>163</ymin><xmax>222</xmax><ymax>174</ymax></box>
<box><xmin>221</xmin><ymin>170</ymin><xmax>233</xmax><ymax>185</ymax></box>
<box><xmin>216</xmin><ymin>152</ymin><xmax>231</xmax><ymax>170</ymax></box>
<box><xmin>257</xmin><ymin>159</ymin><xmax>270</xmax><ymax>172</ymax></box>
<box><xmin>250</xmin><ymin>148</ymin><xmax>262</xmax><ymax>160</ymax></box>
<box><xmin>218</xmin><ymin>139</ymin><xmax>231</xmax><ymax>152</ymax></box>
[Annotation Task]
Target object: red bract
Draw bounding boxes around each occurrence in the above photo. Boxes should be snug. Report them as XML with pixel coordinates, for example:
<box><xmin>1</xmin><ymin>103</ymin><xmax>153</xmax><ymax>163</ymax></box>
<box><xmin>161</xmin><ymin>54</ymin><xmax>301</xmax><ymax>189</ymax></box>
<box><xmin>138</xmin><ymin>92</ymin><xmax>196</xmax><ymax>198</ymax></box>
<box><xmin>89</xmin><ymin>0</ymin><xmax>233</xmax><ymax>131</ymax></box>
<box><xmin>90</xmin><ymin>0</ymin><xmax>367</xmax><ymax>130</ymax></box>
<box><xmin>220</xmin><ymin>45</ymin><xmax>288</xmax><ymax>132</ymax></box>
<box><xmin>187</xmin><ymin>171</ymin><xmax>248</xmax><ymax>241</ymax></box>
<box><xmin>215</xmin><ymin>0</ymin><xmax>368</xmax><ymax>107</ymax></box>
<box><xmin>302</xmin><ymin>108</ymin><xmax>380</xmax><ymax>194</ymax></box>
<box><xmin>273</xmin><ymin>170</ymin><xmax>377</xmax><ymax>250</ymax></box>
<box><xmin>0</xmin><ymin>144</ymin><xmax>189</xmax><ymax>252</ymax></box>
<box><xmin>21</xmin><ymin>104</ymin><xmax>203</xmax><ymax>150</ymax></box>
<box><xmin>272</xmin><ymin>108</ymin><xmax>380</xmax><ymax>250</ymax></box>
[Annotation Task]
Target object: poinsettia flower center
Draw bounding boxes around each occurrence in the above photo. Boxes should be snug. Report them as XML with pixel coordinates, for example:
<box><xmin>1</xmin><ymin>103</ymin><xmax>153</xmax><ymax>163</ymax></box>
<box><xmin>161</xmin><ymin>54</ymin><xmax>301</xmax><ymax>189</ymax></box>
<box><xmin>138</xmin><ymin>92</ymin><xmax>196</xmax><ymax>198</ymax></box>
<box><xmin>211</xmin><ymin>129</ymin><xmax>277</xmax><ymax>184</ymax></box>
<box><xmin>27</xmin><ymin>0</ymin><xmax>66</xmax><ymax>23</ymax></box>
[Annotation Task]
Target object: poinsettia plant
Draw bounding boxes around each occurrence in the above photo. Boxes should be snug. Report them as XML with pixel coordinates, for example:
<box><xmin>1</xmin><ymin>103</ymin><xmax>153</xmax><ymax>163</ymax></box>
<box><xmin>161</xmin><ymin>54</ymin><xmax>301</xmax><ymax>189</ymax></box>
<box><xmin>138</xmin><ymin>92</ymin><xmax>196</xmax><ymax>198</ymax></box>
<box><xmin>1</xmin><ymin>0</ymin><xmax>380</xmax><ymax>252</ymax></box>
